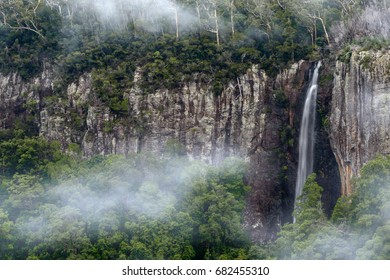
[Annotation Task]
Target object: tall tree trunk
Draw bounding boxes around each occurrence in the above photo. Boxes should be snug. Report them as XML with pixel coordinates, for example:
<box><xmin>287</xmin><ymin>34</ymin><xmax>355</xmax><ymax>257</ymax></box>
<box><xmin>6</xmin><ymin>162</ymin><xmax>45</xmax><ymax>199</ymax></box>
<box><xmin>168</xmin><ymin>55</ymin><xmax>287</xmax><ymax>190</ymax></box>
<box><xmin>195</xmin><ymin>1</ymin><xmax>202</xmax><ymax>35</ymax></box>
<box><xmin>174</xmin><ymin>6</ymin><xmax>179</xmax><ymax>40</ymax></box>
<box><xmin>214</xmin><ymin>8</ymin><xmax>220</xmax><ymax>46</ymax></box>
<box><xmin>316</xmin><ymin>16</ymin><xmax>330</xmax><ymax>45</ymax></box>
<box><xmin>230</xmin><ymin>1</ymin><xmax>235</xmax><ymax>38</ymax></box>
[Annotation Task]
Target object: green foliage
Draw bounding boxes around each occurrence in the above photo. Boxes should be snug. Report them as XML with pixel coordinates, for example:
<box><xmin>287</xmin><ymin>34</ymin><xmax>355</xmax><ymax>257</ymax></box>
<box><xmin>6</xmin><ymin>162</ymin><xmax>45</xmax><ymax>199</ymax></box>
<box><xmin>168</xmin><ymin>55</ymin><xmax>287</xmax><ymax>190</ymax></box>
<box><xmin>92</xmin><ymin>65</ymin><xmax>132</xmax><ymax>115</ymax></box>
<box><xmin>356</xmin><ymin>37</ymin><xmax>390</xmax><ymax>52</ymax></box>
<box><xmin>248</xmin><ymin>244</ymin><xmax>275</xmax><ymax>260</ymax></box>
<box><xmin>1</xmin><ymin>0</ymin><xmax>390</xmax><ymax>261</ymax></box>
<box><xmin>0</xmin><ymin>154</ymin><xmax>249</xmax><ymax>260</ymax></box>
<box><xmin>67</xmin><ymin>143</ymin><xmax>81</xmax><ymax>156</ymax></box>
<box><xmin>352</xmin><ymin>156</ymin><xmax>390</xmax><ymax>219</ymax></box>
<box><xmin>359</xmin><ymin>53</ymin><xmax>374</xmax><ymax>70</ymax></box>
<box><xmin>4</xmin><ymin>174</ymin><xmax>45</xmax><ymax>218</ymax></box>
<box><xmin>0</xmin><ymin>137</ymin><xmax>63</xmax><ymax>177</ymax></box>
<box><xmin>276</xmin><ymin>174</ymin><xmax>353</xmax><ymax>259</ymax></box>
<box><xmin>337</xmin><ymin>46</ymin><xmax>352</xmax><ymax>63</ymax></box>
<box><xmin>140</xmin><ymin>36</ymin><xmax>251</xmax><ymax>95</ymax></box>
<box><xmin>343</xmin><ymin>155</ymin><xmax>390</xmax><ymax>259</ymax></box>
<box><xmin>338</xmin><ymin>37</ymin><xmax>390</xmax><ymax>65</ymax></box>
<box><xmin>69</xmin><ymin>110</ymin><xmax>86</xmax><ymax>131</ymax></box>
<box><xmin>0</xmin><ymin>0</ymin><xmax>321</xmax><ymax>95</ymax></box>
<box><xmin>0</xmin><ymin>209</ymin><xmax>14</xmax><ymax>259</ymax></box>
<box><xmin>0</xmin><ymin>121</ymin><xmax>389</xmax><ymax>261</ymax></box>
<box><xmin>331</xmin><ymin>195</ymin><xmax>352</xmax><ymax>224</ymax></box>
<box><xmin>276</xmin><ymin>156</ymin><xmax>390</xmax><ymax>259</ymax></box>
<box><xmin>181</xmin><ymin>158</ymin><xmax>250</xmax><ymax>259</ymax></box>
<box><xmin>0</xmin><ymin>3</ymin><xmax>62</xmax><ymax>80</ymax></box>
<box><xmin>356</xmin><ymin>223</ymin><xmax>390</xmax><ymax>259</ymax></box>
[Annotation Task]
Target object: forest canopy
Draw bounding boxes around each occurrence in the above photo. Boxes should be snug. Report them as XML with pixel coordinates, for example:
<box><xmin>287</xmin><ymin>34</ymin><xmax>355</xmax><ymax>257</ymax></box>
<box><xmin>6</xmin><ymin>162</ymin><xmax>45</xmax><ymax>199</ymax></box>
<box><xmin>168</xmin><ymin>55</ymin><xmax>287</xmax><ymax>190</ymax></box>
<box><xmin>1</xmin><ymin>138</ymin><xmax>390</xmax><ymax>259</ymax></box>
<box><xmin>0</xmin><ymin>143</ymin><xmax>251</xmax><ymax>260</ymax></box>
<box><xmin>1</xmin><ymin>1</ymin><xmax>388</xmax><ymax>113</ymax></box>
<box><xmin>1</xmin><ymin>0</ymin><xmax>389</xmax><ymax>81</ymax></box>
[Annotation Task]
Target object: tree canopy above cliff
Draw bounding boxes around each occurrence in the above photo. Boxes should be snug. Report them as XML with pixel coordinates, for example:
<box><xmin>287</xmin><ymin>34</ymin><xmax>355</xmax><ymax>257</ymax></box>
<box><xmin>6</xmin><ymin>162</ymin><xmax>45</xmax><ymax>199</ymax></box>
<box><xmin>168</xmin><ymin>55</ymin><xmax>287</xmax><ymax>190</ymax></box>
<box><xmin>1</xmin><ymin>0</ymin><xmax>389</xmax><ymax>81</ymax></box>
<box><xmin>0</xmin><ymin>1</ymin><xmax>389</xmax><ymax>115</ymax></box>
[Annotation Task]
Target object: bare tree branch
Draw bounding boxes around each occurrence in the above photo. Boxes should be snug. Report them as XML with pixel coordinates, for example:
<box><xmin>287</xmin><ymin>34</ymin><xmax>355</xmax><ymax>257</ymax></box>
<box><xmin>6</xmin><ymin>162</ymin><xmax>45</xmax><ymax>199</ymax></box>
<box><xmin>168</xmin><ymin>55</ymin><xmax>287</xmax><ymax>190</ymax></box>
<box><xmin>0</xmin><ymin>1</ymin><xmax>45</xmax><ymax>39</ymax></box>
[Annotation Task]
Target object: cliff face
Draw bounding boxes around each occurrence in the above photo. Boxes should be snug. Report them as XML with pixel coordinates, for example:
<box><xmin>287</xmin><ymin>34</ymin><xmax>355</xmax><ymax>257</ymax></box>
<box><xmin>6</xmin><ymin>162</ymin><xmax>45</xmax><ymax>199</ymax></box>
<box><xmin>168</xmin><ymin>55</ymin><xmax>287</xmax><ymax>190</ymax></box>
<box><xmin>0</xmin><ymin>67</ymin><xmax>266</xmax><ymax>161</ymax></box>
<box><xmin>0</xmin><ymin>61</ymin><xmax>314</xmax><ymax>242</ymax></box>
<box><xmin>0</xmin><ymin>63</ymin><xmax>308</xmax><ymax>160</ymax></box>
<box><xmin>330</xmin><ymin>51</ymin><xmax>390</xmax><ymax>195</ymax></box>
<box><xmin>64</xmin><ymin>67</ymin><xmax>267</xmax><ymax>161</ymax></box>
<box><xmin>4</xmin><ymin>51</ymin><xmax>390</xmax><ymax>242</ymax></box>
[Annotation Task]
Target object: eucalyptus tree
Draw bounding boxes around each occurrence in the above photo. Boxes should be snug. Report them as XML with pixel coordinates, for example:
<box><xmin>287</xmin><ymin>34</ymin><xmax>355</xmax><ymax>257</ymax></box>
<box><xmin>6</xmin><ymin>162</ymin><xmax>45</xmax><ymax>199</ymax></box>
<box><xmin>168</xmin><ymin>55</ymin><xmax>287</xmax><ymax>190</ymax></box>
<box><xmin>242</xmin><ymin>0</ymin><xmax>275</xmax><ymax>40</ymax></box>
<box><xmin>0</xmin><ymin>0</ymin><xmax>45</xmax><ymax>38</ymax></box>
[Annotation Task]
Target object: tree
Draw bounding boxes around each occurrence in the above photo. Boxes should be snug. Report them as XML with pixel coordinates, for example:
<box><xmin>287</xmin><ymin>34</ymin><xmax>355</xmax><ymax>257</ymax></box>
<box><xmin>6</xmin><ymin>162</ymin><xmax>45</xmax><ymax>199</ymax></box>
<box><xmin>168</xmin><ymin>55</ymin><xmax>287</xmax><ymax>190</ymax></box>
<box><xmin>333</xmin><ymin>0</ymin><xmax>362</xmax><ymax>17</ymax></box>
<box><xmin>195</xmin><ymin>0</ymin><xmax>225</xmax><ymax>45</ymax></box>
<box><xmin>275</xmin><ymin>174</ymin><xmax>353</xmax><ymax>259</ymax></box>
<box><xmin>243</xmin><ymin>0</ymin><xmax>275</xmax><ymax>40</ymax></box>
<box><xmin>123</xmin><ymin>211</ymin><xmax>194</xmax><ymax>260</ymax></box>
<box><xmin>183</xmin><ymin>159</ymin><xmax>249</xmax><ymax>259</ymax></box>
<box><xmin>0</xmin><ymin>209</ymin><xmax>15</xmax><ymax>259</ymax></box>
<box><xmin>25</xmin><ymin>205</ymin><xmax>92</xmax><ymax>259</ymax></box>
<box><xmin>0</xmin><ymin>0</ymin><xmax>45</xmax><ymax>38</ymax></box>
<box><xmin>5</xmin><ymin>174</ymin><xmax>44</xmax><ymax>219</ymax></box>
<box><xmin>293</xmin><ymin>174</ymin><xmax>325</xmax><ymax>224</ymax></box>
<box><xmin>351</xmin><ymin>155</ymin><xmax>390</xmax><ymax>226</ymax></box>
<box><xmin>356</xmin><ymin>223</ymin><xmax>390</xmax><ymax>259</ymax></box>
<box><xmin>0</xmin><ymin>138</ymin><xmax>62</xmax><ymax>176</ymax></box>
<box><xmin>280</xmin><ymin>0</ymin><xmax>331</xmax><ymax>46</ymax></box>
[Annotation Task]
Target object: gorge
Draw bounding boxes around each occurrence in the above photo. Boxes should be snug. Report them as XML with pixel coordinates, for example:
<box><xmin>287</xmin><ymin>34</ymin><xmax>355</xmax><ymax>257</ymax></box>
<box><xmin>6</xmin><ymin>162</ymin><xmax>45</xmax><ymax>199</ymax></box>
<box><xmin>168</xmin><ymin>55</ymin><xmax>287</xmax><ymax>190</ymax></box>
<box><xmin>1</xmin><ymin>50</ymin><xmax>389</xmax><ymax>242</ymax></box>
<box><xmin>1</xmin><ymin>0</ymin><xmax>390</xmax><ymax>260</ymax></box>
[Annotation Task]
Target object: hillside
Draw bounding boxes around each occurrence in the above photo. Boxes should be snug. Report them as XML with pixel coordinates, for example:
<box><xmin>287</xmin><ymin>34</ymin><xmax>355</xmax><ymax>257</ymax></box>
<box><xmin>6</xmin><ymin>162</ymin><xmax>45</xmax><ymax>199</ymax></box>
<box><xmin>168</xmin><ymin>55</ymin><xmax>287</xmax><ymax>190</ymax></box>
<box><xmin>0</xmin><ymin>0</ymin><xmax>390</xmax><ymax>260</ymax></box>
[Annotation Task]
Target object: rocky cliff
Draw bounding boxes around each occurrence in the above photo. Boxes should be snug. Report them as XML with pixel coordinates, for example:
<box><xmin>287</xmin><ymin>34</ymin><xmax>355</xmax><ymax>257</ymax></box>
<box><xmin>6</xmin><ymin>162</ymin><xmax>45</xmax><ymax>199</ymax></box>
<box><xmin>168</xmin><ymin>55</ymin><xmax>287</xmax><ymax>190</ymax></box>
<box><xmin>0</xmin><ymin>61</ymin><xmax>314</xmax><ymax>241</ymax></box>
<box><xmin>2</xmin><ymin>51</ymin><xmax>389</xmax><ymax>242</ymax></box>
<box><xmin>0</xmin><ymin>67</ymin><xmax>280</xmax><ymax>161</ymax></box>
<box><xmin>330</xmin><ymin>50</ymin><xmax>390</xmax><ymax>195</ymax></box>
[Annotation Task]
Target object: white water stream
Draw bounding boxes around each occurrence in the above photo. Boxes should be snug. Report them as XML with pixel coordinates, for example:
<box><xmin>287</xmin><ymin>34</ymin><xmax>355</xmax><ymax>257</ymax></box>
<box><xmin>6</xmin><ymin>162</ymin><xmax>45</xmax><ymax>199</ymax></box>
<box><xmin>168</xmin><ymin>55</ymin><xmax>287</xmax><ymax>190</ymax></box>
<box><xmin>294</xmin><ymin>61</ymin><xmax>322</xmax><ymax>219</ymax></box>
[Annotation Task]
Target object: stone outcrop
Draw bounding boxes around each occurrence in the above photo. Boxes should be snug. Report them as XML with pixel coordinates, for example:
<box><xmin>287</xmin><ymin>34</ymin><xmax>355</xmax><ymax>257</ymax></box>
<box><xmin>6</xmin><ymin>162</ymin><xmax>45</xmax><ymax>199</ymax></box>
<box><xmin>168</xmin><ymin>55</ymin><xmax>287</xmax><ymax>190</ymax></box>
<box><xmin>6</xmin><ymin>51</ymin><xmax>390</xmax><ymax>241</ymax></box>
<box><xmin>0</xmin><ymin>61</ymin><xmax>314</xmax><ymax>242</ymax></box>
<box><xmin>330</xmin><ymin>51</ymin><xmax>390</xmax><ymax>195</ymax></box>
<box><xmin>0</xmin><ymin>63</ymin><xmax>308</xmax><ymax>165</ymax></box>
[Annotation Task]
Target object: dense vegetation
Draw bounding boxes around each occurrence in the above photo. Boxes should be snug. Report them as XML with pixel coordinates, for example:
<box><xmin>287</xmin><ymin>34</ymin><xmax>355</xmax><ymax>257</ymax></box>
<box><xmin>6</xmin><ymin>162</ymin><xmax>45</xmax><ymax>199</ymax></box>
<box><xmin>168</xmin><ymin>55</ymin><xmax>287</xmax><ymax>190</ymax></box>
<box><xmin>1</xmin><ymin>0</ymin><xmax>390</xmax><ymax>259</ymax></box>
<box><xmin>1</xmin><ymin>0</ymin><xmax>388</xmax><ymax>115</ymax></box>
<box><xmin>274</xmin><ymin>155</ymin><xmax>390</xmax><ymax>259</ymax></box>
<box><xmin>0</xmin><ymin>140</ymin><xmax>251</xmax><ymax>260</ymax></box>
<box><xmin>1</xmin><ymin>138</ymin><xmax>390</xmax><ymax>259</ymax></box>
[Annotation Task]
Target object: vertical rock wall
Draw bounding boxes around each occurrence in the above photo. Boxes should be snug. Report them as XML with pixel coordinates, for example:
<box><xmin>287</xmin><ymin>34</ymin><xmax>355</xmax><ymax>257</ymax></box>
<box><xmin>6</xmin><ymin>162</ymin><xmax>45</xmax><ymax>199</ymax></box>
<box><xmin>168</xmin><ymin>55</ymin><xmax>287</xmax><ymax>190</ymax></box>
<box><xmin>330</xmin><ymin>51</ymin><xmax>390</xmax><ymax>195</ymax></box>
<box><xmin>2</xmin><ymin>50</ymin><xmax>390</xmax><ymax>241</ymax></box>
<box><xmin>1</xmin><ymin>60</ymin><xmax>343</xmax><ymax>242</ymax></box>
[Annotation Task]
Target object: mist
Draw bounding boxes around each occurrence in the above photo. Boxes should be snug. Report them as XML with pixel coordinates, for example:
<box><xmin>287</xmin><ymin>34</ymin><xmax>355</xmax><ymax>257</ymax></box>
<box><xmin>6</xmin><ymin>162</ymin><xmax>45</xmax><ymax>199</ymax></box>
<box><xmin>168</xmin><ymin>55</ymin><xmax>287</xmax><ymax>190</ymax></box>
<box><xmin>331</xmin><ymin>2</ymin><xmax>390</xmax><ymax>46</ymax></box>
<box><xmin>0</xmin><ymin>154</ymin><xmax>250</xmax><ymax>259</ymax></box>
<box><xmin>275</xmin><ymin>155</ymin><xmax>390</xmax><ymax>260</ymax></box>
<box><xmin>50</xmin><ymin>0</ymin><xmax>199</xmax><ymax>33</ymax></box>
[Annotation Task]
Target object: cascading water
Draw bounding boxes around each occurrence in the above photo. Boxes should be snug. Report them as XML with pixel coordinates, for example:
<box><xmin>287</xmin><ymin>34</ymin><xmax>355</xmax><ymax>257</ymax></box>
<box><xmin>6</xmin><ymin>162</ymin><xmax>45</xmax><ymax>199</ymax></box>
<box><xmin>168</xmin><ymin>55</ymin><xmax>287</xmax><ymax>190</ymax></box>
<box><xmin>294</xmin><ymin>61</ymin><xmax>322</xmax><ymax>219</ymax></box>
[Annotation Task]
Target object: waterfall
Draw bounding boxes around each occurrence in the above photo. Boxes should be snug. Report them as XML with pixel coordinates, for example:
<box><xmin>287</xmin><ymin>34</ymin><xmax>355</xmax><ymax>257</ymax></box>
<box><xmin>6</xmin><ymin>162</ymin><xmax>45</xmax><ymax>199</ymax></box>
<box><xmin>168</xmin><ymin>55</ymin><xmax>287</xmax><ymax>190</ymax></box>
<box><xmin>294</xmin><ymin>61</ymin><xmax>322</xmax><ymax>217</ymax></box>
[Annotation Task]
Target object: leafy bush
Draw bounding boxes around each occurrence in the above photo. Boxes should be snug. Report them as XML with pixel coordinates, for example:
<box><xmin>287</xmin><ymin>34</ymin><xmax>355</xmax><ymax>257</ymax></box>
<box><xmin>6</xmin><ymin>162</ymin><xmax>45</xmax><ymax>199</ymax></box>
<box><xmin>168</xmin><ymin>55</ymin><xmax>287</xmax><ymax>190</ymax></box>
<box><xmin>0</xmin><ymin>137</ymin><xmax>63</xmax><ymax>177</ymax></box>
